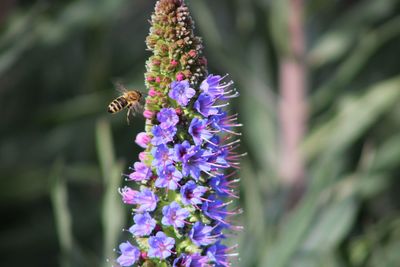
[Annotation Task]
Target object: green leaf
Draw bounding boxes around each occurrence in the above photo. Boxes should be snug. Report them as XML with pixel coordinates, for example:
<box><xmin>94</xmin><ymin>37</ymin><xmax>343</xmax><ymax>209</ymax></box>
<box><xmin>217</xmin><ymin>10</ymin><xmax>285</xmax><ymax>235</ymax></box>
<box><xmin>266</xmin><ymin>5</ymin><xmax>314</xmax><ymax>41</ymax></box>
<box><xmin>49</xmin><ymin>159</ymin><xmax>73</xmax><ymax>267</ymax></box>
<box><xmin>95</xmin><ymin>118</ymin><xmax>126</xmax><ymax>266</ymax></box>
<box><xmin>304</xmin><ymin>75</ymin><xmax>400</xmax><ymax>161</ymax></box>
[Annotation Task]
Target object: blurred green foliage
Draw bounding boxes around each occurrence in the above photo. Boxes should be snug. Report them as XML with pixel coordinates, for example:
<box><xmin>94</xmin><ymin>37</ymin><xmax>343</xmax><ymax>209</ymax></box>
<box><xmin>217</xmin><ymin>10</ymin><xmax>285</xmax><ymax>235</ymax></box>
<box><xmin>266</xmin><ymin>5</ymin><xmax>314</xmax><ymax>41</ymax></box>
<box><xmin>0</xmin><ymin>0</ymin><xmax>399</xmax><ymax>266</ymax></box>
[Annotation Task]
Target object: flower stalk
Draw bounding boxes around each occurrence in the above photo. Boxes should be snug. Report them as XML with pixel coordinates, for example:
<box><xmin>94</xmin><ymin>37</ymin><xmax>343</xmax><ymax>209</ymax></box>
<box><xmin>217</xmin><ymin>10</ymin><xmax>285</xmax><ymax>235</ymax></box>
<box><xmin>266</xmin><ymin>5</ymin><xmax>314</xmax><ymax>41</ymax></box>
<box><xmin>115</xmin><ymin>1</ymin><xmax>242</xmax><ymax>266</ymax></box>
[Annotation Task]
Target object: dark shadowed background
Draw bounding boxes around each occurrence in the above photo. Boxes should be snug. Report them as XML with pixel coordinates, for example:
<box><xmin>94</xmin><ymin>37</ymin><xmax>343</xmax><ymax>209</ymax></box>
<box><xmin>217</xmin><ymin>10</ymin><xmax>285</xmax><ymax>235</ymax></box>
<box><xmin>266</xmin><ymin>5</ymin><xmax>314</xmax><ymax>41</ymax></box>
<box><xmin>1</xmin><ymin>0</ymin><xmax>400</xmax><ymax>266</ymax></box>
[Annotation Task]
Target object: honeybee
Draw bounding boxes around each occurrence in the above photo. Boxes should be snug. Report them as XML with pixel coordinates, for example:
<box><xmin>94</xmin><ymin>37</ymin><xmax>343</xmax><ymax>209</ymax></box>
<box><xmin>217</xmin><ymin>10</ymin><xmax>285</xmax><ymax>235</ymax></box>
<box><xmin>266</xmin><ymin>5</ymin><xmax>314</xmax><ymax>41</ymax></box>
<box><xmin>107</xmin><ymin>82</ymin><xmax>144</xmax><ymax>124</ymax></box>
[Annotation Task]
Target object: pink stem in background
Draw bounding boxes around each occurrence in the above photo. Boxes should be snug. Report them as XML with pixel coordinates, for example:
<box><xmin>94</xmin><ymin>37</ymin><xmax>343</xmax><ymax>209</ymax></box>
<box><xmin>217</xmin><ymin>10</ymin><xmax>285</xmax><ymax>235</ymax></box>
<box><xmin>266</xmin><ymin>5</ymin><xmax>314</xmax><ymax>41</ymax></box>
<box><xmin>279</xmin><ymin>0</ymin><xmax>307</xmax><ymax>192</ymax></box>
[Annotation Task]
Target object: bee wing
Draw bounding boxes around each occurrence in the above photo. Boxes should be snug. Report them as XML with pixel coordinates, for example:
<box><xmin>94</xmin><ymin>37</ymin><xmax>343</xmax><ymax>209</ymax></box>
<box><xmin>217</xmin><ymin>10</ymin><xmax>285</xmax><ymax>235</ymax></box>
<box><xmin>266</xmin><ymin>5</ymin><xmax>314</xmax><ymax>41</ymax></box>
<box><xmin>112</xmin><ymin>80</ymin><xmax>128</xmax><ymax>94</ymax></box>
<box><xmin>130</xmin><ymin>101</ymin><xmax>144</xmax><ymax>116</ymax></box>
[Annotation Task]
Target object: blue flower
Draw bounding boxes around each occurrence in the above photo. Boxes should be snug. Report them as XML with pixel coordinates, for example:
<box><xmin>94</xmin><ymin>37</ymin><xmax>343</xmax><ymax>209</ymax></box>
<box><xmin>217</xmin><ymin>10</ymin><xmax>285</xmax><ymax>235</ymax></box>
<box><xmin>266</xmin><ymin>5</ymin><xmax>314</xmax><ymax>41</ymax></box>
<box><xmin>209</xmin><ymin>111</ymin><xmax>242</xmax><ymax>135</ymax></box>
<box><xmin>169</xmin><ymin>80</ymin><xmax>196</xmax><ymax>106</ymax></box>
<box><xmin>151</xmin><ymin>125</ymin><xmax>177</xmax><ymax>145</ymax></box>
<box><xmin>148</xmin><ymin>231</ymin><xmax>175</xmax><ymax>259</ymax></box>
<box><xmin>200</xmin><ymin>74</ymin><xmax>238</xmax><ymax>100</ymax></box>
<box><xmin>129</xmin><ymin>212</ymin><xmax>156</xmax><ymax>237</ymax></box>
<box><xmin>128</xmin><ymin>162</ymin><xmax>152</xmax><ymax>181</ymax></box>
<box><xmin>155</xmin><ymin>164</ymin><xmax>183</xmax><ymax>190</ymax></box>
<box><xmin>162</xmin><ymin>201</ymin><xmax>190</xmax><ymax>228</ymax></box>
<box><xmin>152</xmin><ymin>144</ymin><xmax>174</xmax><ymax>169</ymax></box>
<box><xmin>189</xmin><ymin>222</ymin><xmax>218</xmax><ymax>246</ymax></box>
<box><xmin>200</xmin><ymin>74</ymin><xmax>224</xmax><ymax>97</ymax></box>
<box><xmin>173</xmin><ymin>141</ymin><xmax>191</xmax><ymax>162</ymax></box>
<box><xmin>182</xmin><ymin>145</ymin><xmax>211</xmax><ymax>180</ymax></box>
<box><xmin>181</xmin><ymin>181</ymin><xmax>208</xmax><ymax>206</ymax></box>
<box><xmin>157</xmin><ymin>108</ymin><xmax>179</xmax><ymax>129</ymax></box>
<box><xmin>194</xmin><ymin>93</ymin><xmax>219</xmax><ymax>117</ymax></box>
<box><xmin>209</xmin><ymin>175</ymin><xmax>235</xmax><ymax>198</ymax></box>
<box><xmin>207</xmin><ymin>242</ymin><xmax>236</xmax><ymax>267</ymax></box>
<box><xmin>188</xmin><ymin>117</ymin><xmax>212</xmax><ymax>145</ymax></box>
<box><xmin>173</xmin><ymin>253</ymin><xmax>210</xmax><ymax>267</ymax></box>
<box><xmin>202</xmin><ymin>195</ymin><xmax>227</xmax><ymax>223</ymax></box>
<box><xmin>135</xmin><ymin>188</ymin><xmax>159</xmax><ymax>212</ymax></box>
<box><xmin>116</xmin><ymin>241</ymin><xmax>140</xmax><ymax>266</ymax></box>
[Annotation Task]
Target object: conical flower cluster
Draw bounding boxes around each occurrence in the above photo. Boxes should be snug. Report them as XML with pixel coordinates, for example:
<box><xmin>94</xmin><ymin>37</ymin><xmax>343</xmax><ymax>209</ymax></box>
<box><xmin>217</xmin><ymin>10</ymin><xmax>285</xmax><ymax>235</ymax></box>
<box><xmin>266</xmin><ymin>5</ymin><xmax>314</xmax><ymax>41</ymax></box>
<box><xmin>116</xmin><ymin>1</ymin><xmax>242</xmax><ymax>266</ymax></box>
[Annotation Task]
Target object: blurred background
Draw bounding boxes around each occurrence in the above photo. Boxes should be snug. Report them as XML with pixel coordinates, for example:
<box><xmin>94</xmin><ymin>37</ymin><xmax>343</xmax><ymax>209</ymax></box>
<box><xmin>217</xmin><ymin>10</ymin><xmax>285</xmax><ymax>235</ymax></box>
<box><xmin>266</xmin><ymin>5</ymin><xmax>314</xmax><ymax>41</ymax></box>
<box><xmin>1</xmin><ymin>0</ymin><xmax>400</xmax><ymax>266</ymax></box>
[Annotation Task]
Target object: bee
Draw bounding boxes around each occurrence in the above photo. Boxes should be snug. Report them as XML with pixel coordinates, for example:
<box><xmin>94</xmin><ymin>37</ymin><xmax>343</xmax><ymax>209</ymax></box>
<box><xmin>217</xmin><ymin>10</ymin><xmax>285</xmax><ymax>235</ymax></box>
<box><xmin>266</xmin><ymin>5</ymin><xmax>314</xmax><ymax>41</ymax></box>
<box><xmin>107</xmin><ymin>82</ymin><xmax>144</xmax><ymax>124</ymax></box>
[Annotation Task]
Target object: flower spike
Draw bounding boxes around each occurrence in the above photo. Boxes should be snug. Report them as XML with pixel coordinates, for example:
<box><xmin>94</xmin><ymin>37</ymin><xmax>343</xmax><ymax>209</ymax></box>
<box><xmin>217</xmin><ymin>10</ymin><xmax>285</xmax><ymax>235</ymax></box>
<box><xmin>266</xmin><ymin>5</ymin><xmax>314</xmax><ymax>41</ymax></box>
<box><xmin>115</xmin><ymin>0</ymin><xmax>242</xmax><ymax>266</ymax></box>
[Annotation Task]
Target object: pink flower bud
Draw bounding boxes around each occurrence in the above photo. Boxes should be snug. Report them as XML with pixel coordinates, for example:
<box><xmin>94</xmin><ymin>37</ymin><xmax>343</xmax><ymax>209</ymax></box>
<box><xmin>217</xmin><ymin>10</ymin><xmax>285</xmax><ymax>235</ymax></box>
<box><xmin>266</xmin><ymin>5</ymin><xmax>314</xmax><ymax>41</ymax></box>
<box><xmin>143</xmin><ymin>110</ymin><xmax>155</xmax><ymax>119</ymax></box>
<box><xmin>149</xmin><ymin>88</ymin><xmax>157</xmax><ymax>97</ymax></box>
<box><xmin>175</xmin><ymin>108</ymin><xmax>183</xmax><ymax>115</ymax></box>
<box><xmin>176</xmin><ymin>73</ymin><xmax>184</xmax><ymax>81</ymax></box>
<box><xmin>170</xmin><ymin>59</ymin><xmax>178</xmax><ymax>67</ymax></box>
<box><xmin>188</xmin><ymin>49</ymin><xmax>197</xmax><ymax>57</ymax></box>
<box><xmin>139</xmin><ymin>152</ymin><xmax>150</xmax><ymax>162</ymax></box>
<box><xmin>155</xmin><ymin>76</ymin><xmax>161</xmax><ymax>83</ymax></box>
<box><xmin>135</xmin><ymin>132</ymin><xmax>151</xmax><ymax>148</ymax></box>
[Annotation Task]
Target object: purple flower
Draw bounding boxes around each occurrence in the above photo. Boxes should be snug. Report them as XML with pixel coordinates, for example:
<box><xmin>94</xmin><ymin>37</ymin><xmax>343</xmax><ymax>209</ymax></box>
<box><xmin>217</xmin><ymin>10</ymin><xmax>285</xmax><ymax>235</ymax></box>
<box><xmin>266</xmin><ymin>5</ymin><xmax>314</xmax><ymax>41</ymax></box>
<box><xmin>189</xmin><ymin>222</ymin><xmax>218</xmax><ymax>246</ymax></box>
<box><xmin>202</xmin><ymin>195</ymin><xmax>228</xmax><ymax>223</ymax></box>
<box><xmin>173</xmin><ymin>253</ymin><xmax>210</xmax><ymax>267</ymax></box>
<box><xmin>116</xmin><ymin>241</ymin><xmax>140</xmax><ymax>266</ymax></box>
<box><xmin>181</xmin><ymin>181</ymin><xmax>208</xmax><ymax>206</ymax></box>
<box><xmin>207</xmin><ymin>242</ymin><xmax>235</xmax><ymax>267</ymax></box>
<box><xmin>135</xmin><ymin>188</ymin><xmax>159</xmax><ymax>212</ymax></box>
<box><xmin>119</xmin><ymin>187</ymin><xmax>139</xmax><ymax>205</ymax></box>
<box><xmin>194</xmin><ymin>93</ymin><xmax>219</xmax><ymax>117</ymax></box>
<box><xmin>148</xmin><ymin>231</ymin><xmax>175</xmax><ymax>259</ymax></box>
<box><xmin>209</xmin><ymin>112</ymin><xmax>242</xmax><ymax>135</ymax></box>
<box><xmin>200</xmin><ymin>74</ymin><xmax>224</xmax><ymax>97</ymax></box>
<box><xmin>128</xmin><ymin>162</ymin><xmax>152</xmax><ymax>181</ymax></box>
<box><xmin>169</xmin><ymin>80</ymin><xmax>196</xmax><ymax>106</ymax></box>
<box><xmin>151</xmin><ymin>125</ymin><xmax>177</xmax><ymax>145</ymax></box>
<box><xmin>135</xmin><ymin>132</ymin><xmax>151</xmax><ymax>148</ymax></box>
<box><xmin>200</xmin><ymin>74</ymin><xmax>238</xmax><ymax>100</ymax></box>
<box><xmin>155</xmin><ymin>164</ymin><xmax>183</xmax><ymax>190</ymax></box>
<box><xmin>129</xmin><ymin>212</ymin><xmax>156</xmax><ymax>237</ymax></box>
<box><xmin>189</xmin><ymin>118</ymin><xmax>212</xmax><ymax>145</ymax></box>
<box><xmin>182</xmin><ymin>145</ymin><xmax>211</xmax><ymax>180</ymax></box>
<box><xmin>173</xmin><ymin>141</ymin><xmax>191</xmax><ymax>162</ymax></box>
<box><xmin>162</xmin><ymin>201</ymin><xmax>190</xmax><ymax>228</ymax></box>
<box><xmin>152</xmin><ymin>144</ymin><xmax>174</xmax><ymax>169</ymax></box>
<box><xmin>157</xmin><ymin>108</ymin><xmax>179</xmax><ymax>129</ymax></box>
<box><xmin>209</xmin><ymin>175</ymin><xmax>239</xmax><ymax>198</ymax></box>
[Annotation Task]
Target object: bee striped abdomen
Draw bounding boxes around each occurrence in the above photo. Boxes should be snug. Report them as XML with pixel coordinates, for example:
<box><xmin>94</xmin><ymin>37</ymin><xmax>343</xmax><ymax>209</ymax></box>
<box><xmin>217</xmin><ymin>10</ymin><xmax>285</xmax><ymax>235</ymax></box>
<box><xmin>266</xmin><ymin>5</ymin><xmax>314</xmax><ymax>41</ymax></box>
<box><xmin>108</xmin><ymin>96</ymin><xmax>128</xmax><ymax>113</ymax></box>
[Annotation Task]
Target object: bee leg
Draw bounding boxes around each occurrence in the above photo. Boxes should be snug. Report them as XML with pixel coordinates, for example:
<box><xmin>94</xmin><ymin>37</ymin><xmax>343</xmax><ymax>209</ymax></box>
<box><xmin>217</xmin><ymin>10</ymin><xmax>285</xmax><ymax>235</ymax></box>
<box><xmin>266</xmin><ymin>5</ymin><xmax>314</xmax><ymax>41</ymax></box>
<box><xmin>126</xmin><ymin>108</ymin><xmax>131</xmax><ymax>125</ymax></box>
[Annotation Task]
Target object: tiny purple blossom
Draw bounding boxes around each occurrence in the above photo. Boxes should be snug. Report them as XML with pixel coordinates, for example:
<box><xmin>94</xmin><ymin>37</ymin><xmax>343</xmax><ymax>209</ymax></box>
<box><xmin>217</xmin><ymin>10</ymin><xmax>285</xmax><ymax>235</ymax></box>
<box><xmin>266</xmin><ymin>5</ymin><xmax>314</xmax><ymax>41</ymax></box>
<box><xmin>116</xmin><ymin>241</ymin><xmax>140</xmax><ymax>266</ymax></box>
<box><xmin>189</xmin><ymin>222</ymin><xmax>218</xmax><ymax>246</ymax></box>
<box><xmin>119</xmin><ymin>186</ymin><xmax>139</xmax><ymax>205</ymax></box>
<box><xmin>207</xmin><ymin>242</ymin><xmax>235</xmax><ymax>267</ymax></box>
<box><xmin>173</xmin><ymin>253</ymin><xmax>210</xmax><ymax>267</ymax></box>
<box><xmin>182</xmin><ymin>145</ymin><xmax>211</xmax><ymax>180</ymax></box>
<box><xmin>181</xmin><ymin>181</ymin><xmax>208</xmax><ymax>206</ymax></box>
<box><xmin>151</xmin><ymin>125</ymin><xmax>177</xmax><ymax>145</ymax></box>
<box><xmin>157</xmin><ymin>108</ymin><xmax>179</xmax><ymax>129</ymax></box>
<box><xmin>148</xmin><ymin>231</ymin><xmax>175</xmax><ymax>259</ymax></box>
<box><xmin>135</xmin><ymin>188</ymin><xmax>159</xmax><ymax>212</ymax></box>
<box><xmin>162</xmin><ymin>201</ymin><xmax>190</xmax><ymax>228</ymax></box>
<box><xmin>128</xmin><ymin>162</ymin><xmax>152</xmax><ymax>181</ymax></box>
<box><xmin>202</xmin><ymin>195</ymin><xmax>228</xmax><ymax>223</ymax></box>
<box><xmin>173</xmin><ymin>141</ymin><xmax>191</xmax><ymax>162</ymax></box>
<box><xmin>200</xmin><ymin>74</ymin><xmax>224</xmax><ymax>97</ymax></box>
<box><xmin>189</xmin><ymin>117</ymin><xmax>213</xmax><ymax>145</ymax></box>
<box><xmin>194</xmin><ymin>93</ymin><xmax>219</xmax><ymax>117</ymax></box>
<box><xmin>152</xmin><ymin>144</ymin><xmax>174</xmax><ymax>169</ymax></box>
<box><xmin>169</xmin><ymin>80</ymin><xmax>196</xmax><ymax>106</ymax></box>
<box><xmin>129</xmin><ymin>212</ymin><xmax>156</xmax><ymax>237</ymax></box>
<box><xmin>155</xmin><ymin>164</ymin><xmax>183</xmax><ymax>190</ymax></box>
